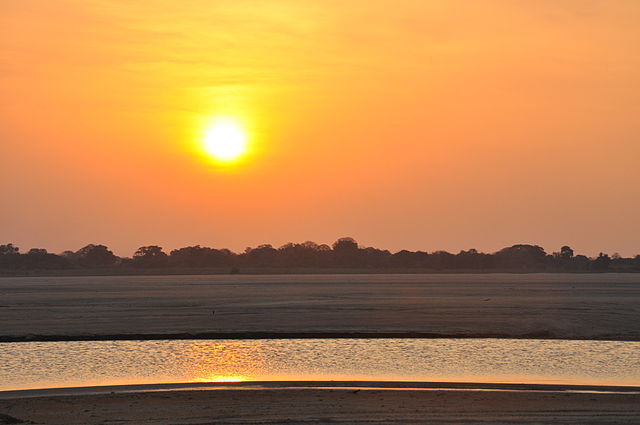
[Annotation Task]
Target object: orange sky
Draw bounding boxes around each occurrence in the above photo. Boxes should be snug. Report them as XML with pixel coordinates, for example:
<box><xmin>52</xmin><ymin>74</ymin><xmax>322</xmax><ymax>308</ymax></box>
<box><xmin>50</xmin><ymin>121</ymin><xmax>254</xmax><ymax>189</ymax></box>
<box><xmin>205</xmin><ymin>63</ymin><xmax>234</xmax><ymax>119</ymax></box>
<box><xmin>1</xmin><ymin>0</ymin><xmax>639</xmax><ymax>256</ymax></box>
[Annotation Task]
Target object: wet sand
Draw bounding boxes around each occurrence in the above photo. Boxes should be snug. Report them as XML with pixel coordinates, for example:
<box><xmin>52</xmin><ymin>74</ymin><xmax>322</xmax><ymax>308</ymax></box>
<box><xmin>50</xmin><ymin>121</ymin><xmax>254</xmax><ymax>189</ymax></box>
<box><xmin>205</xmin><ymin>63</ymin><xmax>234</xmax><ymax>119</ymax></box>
<box><xmin>1</xmin><ymin>386</ymin><xmax>639</xmax><ymax>424</ymax></box>
<box><xmin>2</xmin><ymin>273</ymin><xmax>640</xmax><ymax>341</ymax></box>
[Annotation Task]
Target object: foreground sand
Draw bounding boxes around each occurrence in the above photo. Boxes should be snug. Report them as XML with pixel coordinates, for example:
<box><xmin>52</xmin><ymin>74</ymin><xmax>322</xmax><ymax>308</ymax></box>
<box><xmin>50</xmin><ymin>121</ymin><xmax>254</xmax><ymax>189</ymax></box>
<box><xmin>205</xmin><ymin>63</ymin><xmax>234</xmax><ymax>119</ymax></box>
<box><xmin>2</xmin><ymin>388</ymin><xmax>640</xmax><ymax>424</ymax></box>
<box><xmin>2</xmin><ymin>274</ymin><xmax>640</xmax><ymax>341</ymax></box>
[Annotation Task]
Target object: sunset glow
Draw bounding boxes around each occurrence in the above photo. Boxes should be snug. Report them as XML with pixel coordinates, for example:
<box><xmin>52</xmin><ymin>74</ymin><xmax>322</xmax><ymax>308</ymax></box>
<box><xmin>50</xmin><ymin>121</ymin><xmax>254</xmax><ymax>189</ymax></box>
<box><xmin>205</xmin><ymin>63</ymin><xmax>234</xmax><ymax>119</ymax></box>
<box><xmin>2</xmin><ymin>3</ymin><xmax>640</xmax><ymax>424</ymax></box>
<box><xmin>1</xmin><ymin>0</ymin><xmax>639</xmax><ymax>255</ymax></box>
<box><xmin>203</xmin><ymin>118</ymin><xmax>249</xmax><ymax>163</ymax></box>
<box><xmin>192</xmin><ymin>375</ymin><xmax>248</xmax><ymax>383</ymax></box>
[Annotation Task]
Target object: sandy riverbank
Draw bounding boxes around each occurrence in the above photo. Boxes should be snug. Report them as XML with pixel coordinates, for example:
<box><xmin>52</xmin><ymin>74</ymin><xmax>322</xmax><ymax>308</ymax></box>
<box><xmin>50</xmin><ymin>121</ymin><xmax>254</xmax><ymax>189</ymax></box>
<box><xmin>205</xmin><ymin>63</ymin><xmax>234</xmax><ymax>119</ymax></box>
<box><xmin>2</xmin><ymin>274</ymin><xmax>640</xmax><ymax>341</ymax></box>
<box><xmin>1</xmin><ymin>384</ymin><xmax>639</xmax><ymax>424</ymax></box>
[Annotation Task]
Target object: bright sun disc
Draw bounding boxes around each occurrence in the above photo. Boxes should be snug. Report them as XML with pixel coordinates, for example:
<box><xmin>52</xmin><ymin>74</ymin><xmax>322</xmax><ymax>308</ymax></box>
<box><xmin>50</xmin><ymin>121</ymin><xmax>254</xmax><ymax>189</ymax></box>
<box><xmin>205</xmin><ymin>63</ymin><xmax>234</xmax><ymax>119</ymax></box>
<box><xmin>204</xmin><ymin>118</ymin><xmax>248</xmax><ymax>162</ymax></box>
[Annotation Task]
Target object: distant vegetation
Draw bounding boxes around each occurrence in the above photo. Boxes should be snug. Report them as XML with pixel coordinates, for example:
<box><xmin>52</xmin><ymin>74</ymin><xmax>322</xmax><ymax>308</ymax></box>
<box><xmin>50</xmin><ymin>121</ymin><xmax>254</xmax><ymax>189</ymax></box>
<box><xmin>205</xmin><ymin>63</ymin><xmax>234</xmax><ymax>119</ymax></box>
<box><xmin>1</xmin><ymin>238</ymin><xmax>639</xmax><ymax>274</ymax></box>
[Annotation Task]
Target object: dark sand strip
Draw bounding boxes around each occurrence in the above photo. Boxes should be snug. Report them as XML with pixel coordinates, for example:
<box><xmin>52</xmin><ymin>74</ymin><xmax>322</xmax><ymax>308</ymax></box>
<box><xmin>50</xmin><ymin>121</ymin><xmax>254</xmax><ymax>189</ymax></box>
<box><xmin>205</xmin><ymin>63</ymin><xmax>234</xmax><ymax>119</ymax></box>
<box><xmin>1</xmin><ymin>385</ymin><xmax>639</xmax><ymax>424</ymax></box>
<box><xmin>3</xmin><ymin>381</ymin><xmax>640</xmax><ymax>399</ymax></box>
<box><xmin>6</xmin><ymin>330</ymin><xmax>640</xmax><ymax>343</ymax></box>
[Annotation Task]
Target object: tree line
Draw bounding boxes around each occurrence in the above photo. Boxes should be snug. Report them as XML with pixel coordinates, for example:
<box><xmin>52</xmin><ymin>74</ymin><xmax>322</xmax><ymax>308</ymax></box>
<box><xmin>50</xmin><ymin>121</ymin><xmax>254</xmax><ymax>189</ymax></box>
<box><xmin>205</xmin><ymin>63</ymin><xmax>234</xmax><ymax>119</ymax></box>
<box><xmin>1</xmin><ymin>238</ymin><xmax>639</xmax><ymax>273</ymax></box>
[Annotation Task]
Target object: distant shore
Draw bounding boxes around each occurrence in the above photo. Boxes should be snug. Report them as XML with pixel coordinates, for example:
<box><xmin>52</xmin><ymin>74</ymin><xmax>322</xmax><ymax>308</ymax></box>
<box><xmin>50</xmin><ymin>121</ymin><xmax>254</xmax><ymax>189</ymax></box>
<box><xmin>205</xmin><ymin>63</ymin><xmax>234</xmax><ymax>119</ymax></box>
<box><xmin>3</xmin><ymin>242</ymin><xmax>637</xmax><ymax>276</ymax></box>
<box><xmin>2</xmin><ymin>267</ymin><xmax>639</xmax><ymax>277</ymax></box>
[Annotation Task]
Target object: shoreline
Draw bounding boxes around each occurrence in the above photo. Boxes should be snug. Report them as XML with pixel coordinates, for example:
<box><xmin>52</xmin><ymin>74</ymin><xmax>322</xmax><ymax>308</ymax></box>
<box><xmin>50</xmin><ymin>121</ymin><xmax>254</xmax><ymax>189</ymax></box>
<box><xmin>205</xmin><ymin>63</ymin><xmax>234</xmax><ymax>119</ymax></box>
<box><xmin>4</xmin><ymin>380</ymin><xmax>640</xmax><ymax>399</ymax></box>
<box><xmin>2</xmin><ymin>269</ymin><xmax>638</xmax><ymax>278</ymax></box>
<box><xmin>2</xmin><ymin>331</ymin><xmax>640</xmax><ymax>343</ymax></box>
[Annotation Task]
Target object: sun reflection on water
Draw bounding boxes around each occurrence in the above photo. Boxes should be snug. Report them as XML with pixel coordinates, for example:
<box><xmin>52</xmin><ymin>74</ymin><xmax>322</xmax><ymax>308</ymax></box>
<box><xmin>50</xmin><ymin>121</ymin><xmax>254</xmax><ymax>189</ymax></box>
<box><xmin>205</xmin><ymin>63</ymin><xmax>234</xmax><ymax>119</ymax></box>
<box><xmin>2</xmin><ymin>338</ymin><xmax>639</xmax><ymax>391</ymax></box>
<box><xmin>192</xmin><ymin>375</ymin><xmax>248</xmax><ymax>383</ymax></box>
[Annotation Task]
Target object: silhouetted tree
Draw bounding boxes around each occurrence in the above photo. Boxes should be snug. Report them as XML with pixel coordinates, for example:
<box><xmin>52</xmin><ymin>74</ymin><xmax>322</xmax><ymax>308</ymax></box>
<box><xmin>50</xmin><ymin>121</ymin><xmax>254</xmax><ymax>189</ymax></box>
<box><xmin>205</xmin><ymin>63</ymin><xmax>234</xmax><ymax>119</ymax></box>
<box><xmin>0</xmin><ymin>243</ymin><xmax>19</xmax><ymax>256</ymax></box>
<box><xmin>551</xmin><ymin>245</ymin><xmax>576</xmax><ymax>270</ymax></box>
<box><xmin>430</xmin><ymin>251</ymin><xmax>456</xmax><ymax>269</ymax></box>
<box><xmin>169</xmin><ymin>245</ymin><xmax>233</xmax><ymax>267</ymax></box>
<box><xmin>565</xmin><ymin>254</ymin><xmax>589</xmax><ymax>271</ymax></box>
<box><xmin>359</xmin><ymin>246</ymin><xmax>392</xmax><ymax>268</ymax></box>
<box><xmin>332</xmin><ymin>237</ymin><xmax>360</xmax><ymax>266</ymax></box>
<box><xmin>390</xmin><ymin>250</ymin><xmax>431</xmax><ymax>268</ymax></box>
<box><xmin>23</xmin><ymin>248</ymin><xmax>70</xmax><ymax>269</ymax></box>
<box><xmin>133</xmin><ymin>245</ymin><xmax>168</xmax><ymax>268</ymax></box>
<box><xmin>277</xmin><ymin>241</ymin><xmax>331</xmax><ymax>267</ymax></box>
<box><xmin>591</xmin><ymin>253</ymin><xmax>611</xmax><ymax>271</ymax></box>
<box><xmin>332</xmin><ymin>237</ymin><xmax>358</xmax><ymax>252</ymax></box>
<box><xmin>0</xmin><ymin>243</ymin><xmax>21</xmax><ymax>269</ymax></box>
<box><xmin>242</xmin><ymin>244</ymin><xmax>278</xmax><ymax>267</ymax></box>
<box><xmin>560</xmin><ymin>246</ymin><xmax>574</xmax><ymax>260</ymax></box>
<box><xmin>1</xmin><ymin>239</ymin><xmax>638</xmax><ymax>273</ymax></box>
<box><xmin>73</xmin><ymin>244</ymin><xmax>118</xmax><ymax>267</ymax></box>
<box><xmin>495</xmin><ymin>244</ymin><xmax>548</xmax><ymax>270</ymax></box>
<box><xmin>456</xmin><ymin>249</ymin><xmax>491</xmax><ymax>269</ymax></box>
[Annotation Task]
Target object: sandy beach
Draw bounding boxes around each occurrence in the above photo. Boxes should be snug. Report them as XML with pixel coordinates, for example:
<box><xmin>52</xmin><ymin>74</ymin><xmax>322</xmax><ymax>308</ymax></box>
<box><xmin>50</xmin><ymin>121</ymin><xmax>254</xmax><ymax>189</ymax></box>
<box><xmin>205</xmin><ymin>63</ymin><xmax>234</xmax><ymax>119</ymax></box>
<box><xmin>2</xmin><ymin>274</ymin><xmax>640</xmax><ymax>341</ymax></box>
<box><xmin>2</xmin><ymin>385</ymin><xmax>639</xmax><ymax>424</ymax></box>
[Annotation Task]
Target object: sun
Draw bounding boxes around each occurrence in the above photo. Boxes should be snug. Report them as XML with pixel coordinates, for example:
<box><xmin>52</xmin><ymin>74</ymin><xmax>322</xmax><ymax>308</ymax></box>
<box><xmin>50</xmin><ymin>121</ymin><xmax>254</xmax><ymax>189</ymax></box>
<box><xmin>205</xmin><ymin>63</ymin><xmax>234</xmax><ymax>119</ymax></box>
<box><xmin>203</xmin><ymin>117</ymin><xmax>248</xmax><ymax>162</ymax></box>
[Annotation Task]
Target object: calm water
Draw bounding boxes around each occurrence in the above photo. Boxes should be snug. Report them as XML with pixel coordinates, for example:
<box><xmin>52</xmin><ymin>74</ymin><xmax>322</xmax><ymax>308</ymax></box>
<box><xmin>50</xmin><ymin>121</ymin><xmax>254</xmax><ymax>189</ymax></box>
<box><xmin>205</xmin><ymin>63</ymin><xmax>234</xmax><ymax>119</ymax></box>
<box><xmin>1</xmin><ymin>338</ymin><xmax>639</xmax><ymax>391</ymax></box>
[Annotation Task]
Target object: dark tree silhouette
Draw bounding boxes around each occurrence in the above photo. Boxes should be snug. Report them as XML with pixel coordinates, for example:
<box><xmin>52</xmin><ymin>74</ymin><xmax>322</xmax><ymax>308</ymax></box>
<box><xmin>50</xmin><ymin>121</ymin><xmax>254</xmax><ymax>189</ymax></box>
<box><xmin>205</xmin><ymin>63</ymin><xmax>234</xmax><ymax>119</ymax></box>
<box><xmin>359</xmin><ymin>246</ymin><xmax>392</xmax><ymax>268</ymax></box>
<box><xmin>0</xmin><ymin>243</ymin><xmax>21</xmax><ymax>269</ymax></box>
<box><xmin>456</xmin><ymin>249</ymin><xmax>492</xmax><ymax>269</ymax></box>
<box><xmin>559</xmin><ymin>246</ymin><xmax>574</xmax><ymax>260</ymax></box>
<box><xmin>431</xmin><ymin>250</ymin><xmax>456</xmax><ymax>270</ymax></box>
<box><xmin>277</xmin><ymin>241</ymin><xmax>331</xmax><ymax>267</ymax></box>
<box><xmin>133</xmin><ymin>245</ymin><xmax>168</xmax><ymax>268</ymax></box>
<box><xmin>0</xmin><ymin>243</ymin><xmax>19</xmax><ymax>256</ymax></box>
<box><xmin>23</xmin><ymin>248</ymin><xmax>70</xmax><ymax>269</ymax></box>
<box><xmin>591</xmin><ymin>253</ymin><xmax>611</xmax><ymax>271</ymax></box>
<box><xmin>495</xmin><ymin>244</ymin><xmax>548</xmax><ymax>270</ymax></box>
<box><xmin>243</xmin><ymin>244</ymin><xmax>278</xmax><ymax>267</ymax></box>
<box><xmin>390</xmin><ymin>250</ymin><xmax>430</xmax><ymax>268</ymax></box>
<box><xmin>332</xmin><ymin>237</ymin><xmax>360</xmax><ymax>266</ymax></box>
<box><xmin>169</xmin><ymin>245</ymin><xmax>233</xmax><ymax>267</ymax></box>
<box><xmin>332</xmin><ymin>237</ymin><xmax>358</xmax><ymax>253</ymax></box>
<box><xmin>0</xmin><ymin>239</ymin><xmax>636</xmax><ymax>273</ymax></box>
<box><xmin>72</xmin><ymin>244</ymin><xmax>118</xmax><ymax>267</ymax></box>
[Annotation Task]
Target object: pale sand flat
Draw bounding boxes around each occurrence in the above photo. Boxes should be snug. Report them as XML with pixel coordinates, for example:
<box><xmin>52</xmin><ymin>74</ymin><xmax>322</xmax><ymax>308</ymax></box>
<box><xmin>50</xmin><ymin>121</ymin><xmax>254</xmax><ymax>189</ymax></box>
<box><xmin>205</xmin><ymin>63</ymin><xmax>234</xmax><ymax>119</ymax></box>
<box><xmin>2</xmin><ymin>274</ymin><xmax>640</xmax><ymax>341</ymax></box>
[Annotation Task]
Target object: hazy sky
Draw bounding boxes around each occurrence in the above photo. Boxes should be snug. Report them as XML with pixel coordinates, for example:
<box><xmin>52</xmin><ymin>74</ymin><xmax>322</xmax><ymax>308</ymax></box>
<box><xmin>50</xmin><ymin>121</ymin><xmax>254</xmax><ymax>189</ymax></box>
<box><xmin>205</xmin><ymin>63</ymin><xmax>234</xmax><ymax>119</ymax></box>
<box><xmin>1</xmin><ymin>0</ymin><xmax>639</xmax><ymax>256</ymax></box>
